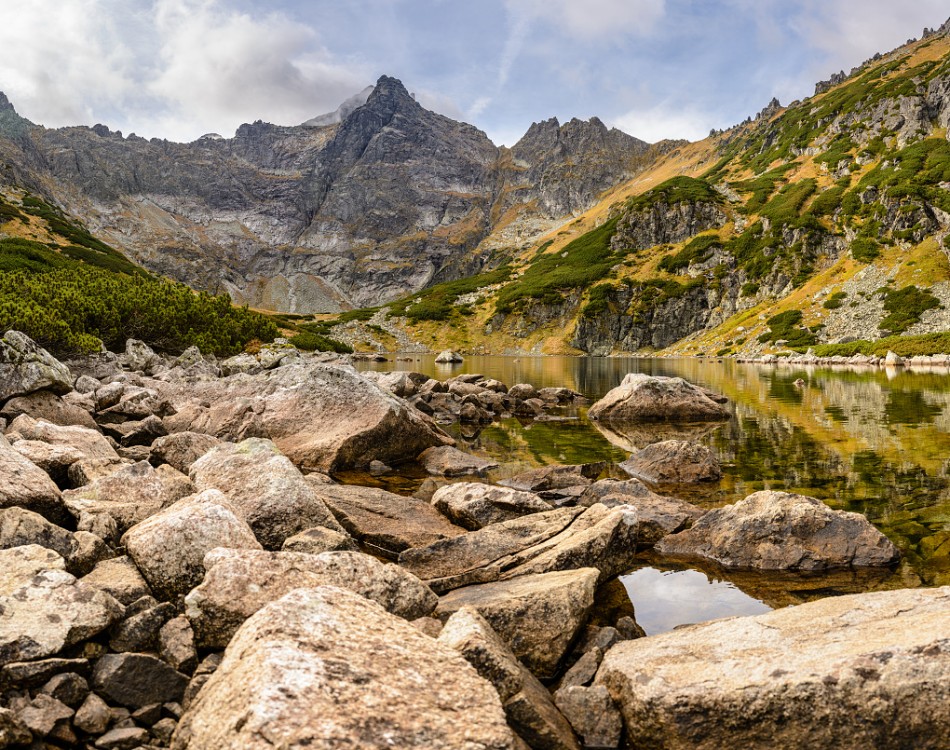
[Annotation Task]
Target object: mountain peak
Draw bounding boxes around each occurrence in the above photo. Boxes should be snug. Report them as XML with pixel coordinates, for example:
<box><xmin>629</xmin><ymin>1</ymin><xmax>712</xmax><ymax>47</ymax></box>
<box><xmin>0</xmin><ymin>91</ymin><xmax>15</xmax><ymax>113</ymax></box>
<box><xmin>366</xmin><ymin>75</ymin><xmax>419</xmax><ymax>111</ymax></box>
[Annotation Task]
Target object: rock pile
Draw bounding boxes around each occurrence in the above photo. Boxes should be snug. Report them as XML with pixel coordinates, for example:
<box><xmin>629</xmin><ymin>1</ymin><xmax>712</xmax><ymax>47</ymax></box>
<box><xmin>0</xmin><ymin>331</ymin><xmax>937</xmax><ymax>750</ymax></box>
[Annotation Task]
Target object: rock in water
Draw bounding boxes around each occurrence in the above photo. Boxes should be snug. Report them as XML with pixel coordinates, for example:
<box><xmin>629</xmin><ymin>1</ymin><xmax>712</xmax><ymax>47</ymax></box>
<box><xmin>430</xmin><ymin>483</ymin><xmax>552</xmax><ymax>530</ymax></box>
<box><xmin>620</xmin><ymin>439</ymin><xmax>722</xmax><ymax>484</ymax></box>
<box><xmin>171</xmin><ymin>586</ymin><xmax>517</xmax><ymax>750</ymax></box>
<box><xmin>435</xmin><ymin>350</ymin><xmax>464</xmax><ymax>363</ymax></box>
<box><xmin>162</xmin><ymin>362</ymin><xmax>453</xmax><ymax>472</ymax></box>
<box><xmin>587</xmin><ymin>374</ymin><xmax>730</xmax><ymax>423</ymax></box>
<box><xmin>597</xmin><ymin>586</ymin><xmax>950</xmax><ymax>750</ymax></box>
<box><xmin>0</xmin><ymin>330</ymin><xmax>72</xmax><ymax>402</ymax></box>
<box><xmin>656</xmin><ymin>490</ymin><xmax>900</xmax><ymax>570</ymax></box>
<box><xmin>418</xmin><ymin>445</ymin><xmax>499</xmax><ymax>477</ymax></box>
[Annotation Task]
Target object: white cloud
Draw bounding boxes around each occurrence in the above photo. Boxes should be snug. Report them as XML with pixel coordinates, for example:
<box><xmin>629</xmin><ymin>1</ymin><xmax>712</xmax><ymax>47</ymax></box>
<box><xmin>505</xmin><ymin>0</ymin><xmax>667</xmax><ymax>40</ymax></box>
<box><xmin>0</xmin><ymin>0</ymin><xmax>369</xmax><ymax>142</ymax></box>
<box><xmin>611</xmin><ymin>103</ymin><xmax>712</xmax><ymax>144</ymax></box>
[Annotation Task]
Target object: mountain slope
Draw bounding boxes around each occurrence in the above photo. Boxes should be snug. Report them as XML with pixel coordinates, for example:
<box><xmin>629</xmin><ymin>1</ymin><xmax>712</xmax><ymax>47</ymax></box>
<box><xmin>329</xmin><ymin>21</ymin><xmax>950</xmax><ymax>357</ymax></box>
<box><xmin>0</xmin><ymin>77</ymin><xmax>652</xmax><ymax>313</ymax></box>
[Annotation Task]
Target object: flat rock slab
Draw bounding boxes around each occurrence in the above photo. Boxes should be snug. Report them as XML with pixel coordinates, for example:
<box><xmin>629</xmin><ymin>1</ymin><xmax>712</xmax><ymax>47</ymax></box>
<box><xmin>313</xmin><ymin>483</ymin><xmax>466</xmax><ymax>558</ymax></box>
<box><xmin>656</xmin><ymin>490</ymin><xmax>900</xmax><ymax>570</ymax></box>
<box><xmin>435</xmin><ymin>568</ymin><xmax>600</xmax><ymax>680</ymax></box>
<box><xmin>620</xmin><ymin>439</ymin><xmax>722</xmax><ymax>484</ymax></box>
<box><xmin>588</xmin><ymin>374</ymin><xmax>730</xmax><ymax>423</ymax></box>
<box><xmin>185</xmin><ymin>548</ymin><xmax>437</xmax><ymax>648</ymax></box>
<box><xmin>418</xmin><ymin>446</ymin><xmax>499</xmax><ymax>477</ymax></box>
<box><xmin>172</xmin><ymin>587</ymin><xmax>516</xmax><ymax>750</ymax></box>
<box><xmin>598</xmin><ymin>586</ymin><xmax>950</xmax><ymax>750</ymax></box>
<box><xmin>431</xmin><ymin>483</ymin><xmax>552</xmax><ymax>530</ymax></box>
<box><xmin>0</xmin><ymin>545</ymin><xmax>123</xmax><ymax>665</ymax></box>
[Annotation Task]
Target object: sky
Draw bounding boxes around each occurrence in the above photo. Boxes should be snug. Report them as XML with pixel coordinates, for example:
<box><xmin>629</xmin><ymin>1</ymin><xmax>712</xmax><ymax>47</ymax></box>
<box><xmin>1</xmin><ymin>0</ymin><xmax>947</xmax><ymax>146</ymax></box>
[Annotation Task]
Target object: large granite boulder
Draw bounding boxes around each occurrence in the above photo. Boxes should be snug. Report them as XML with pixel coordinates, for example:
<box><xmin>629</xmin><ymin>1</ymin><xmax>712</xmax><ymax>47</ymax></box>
<box><xmin>63</xmin><ymin>461</ymin><xmax>195</xmax><ymax>542</ymax></box>
<box><xmin>439</xmin><ymin>607</ymin><xmax>579</xmax><ymax>750</ymax></box>
<box><xmin>598</xmin><ymin>586</ymin><xmax>950</xmax><ymax>750</ymax></box>
<box><xmin>185</xmin><ymin>547</ymin><xmax>436</xmax><ymax>647</ymax></box>
<box><xmin>435</xmin><ymin>568</ymin><xmax>600</xmax><ymax>679</ymax></box>
<box><xmin>189</xmin><ymin>438</ymin><xmax>344</xmax><ymax>549</ymax></box>
<box><xmin>620</xmin><ymin>439</ymin><xmax>722</xmax><ymax>484</ymax></box>
<box><xmin>0</xmin><ymin>435</ymin><xmax>68</xmax><ymax>525</ymax></box>
<box><xmin>0</xmin><ymin>331</ymin><xmax>72</xmax><ymax>403</ymax></box>
<box><xmin>171</xmin><ymin>587</ymin><xmax>517</xmax><ymax>750</ymax></box>
<box><xmin>400</xmin><ymin>505</ymin><xmax>638</xmax><ymax>593</ymax></box>
<box><xmin>0</xmin><ymin>507</ymin><xmax>97</xmax><ymax>575</ymax></box>
<box><xmin>149</xmin><ymin>431</ymin><xmax>221</xmax><ymax>474</ymax></box>
<box><xmin>312</xmin><ymin>483</ymin><xmax>466</xmax><ymax>558</ymax></box>
<box><xmin>122</xmin><ymin>490</ymin><xmax>262</xmax><ymax>601</ymax></box>
<box><xmin>588</xmin><ymin>374</ymin><xmax>730</xmax><ymax>423</ymax></box>
<box><xmin>162</xmin><ymin>362</ymin><xmax>454</xmax><ymax>472</ymax></box>
<box><xmin>0</xmin><ymin>545</ymin><xmax>123</xmax><ymax>665</ymax></box>
<box><xmin>7</xmin><ymin>415</ymin><xmax>119</xmax><ymax>464</ymax></box>
<box><xmin>656</xmin><ymin>491</ymin><xmax>900</xmax><ymax>570</ymax></box>
<box><xmin>431</xmin><ymin>483</ymin><xmax>552</xmax><ymax>530</ymax></box>
<box><xmin>0</xmin><ymin>390</ymin><xmax>96</xmax><ymax>429</ymax></box>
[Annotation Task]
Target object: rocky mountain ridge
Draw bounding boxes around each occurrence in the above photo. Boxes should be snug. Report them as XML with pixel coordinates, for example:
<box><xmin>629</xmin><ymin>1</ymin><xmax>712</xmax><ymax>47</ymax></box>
<box><xmin>0</xmin><ymin>77</ymin><xmax>652</xmax><ymax>312</ymax></box>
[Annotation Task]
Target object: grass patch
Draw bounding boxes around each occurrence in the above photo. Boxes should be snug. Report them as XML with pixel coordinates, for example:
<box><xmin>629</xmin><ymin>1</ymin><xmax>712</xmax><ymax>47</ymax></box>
<box><xmin>658</xmin><ymin>233</ymin><xmax>721</xmax><ymax>273</ymax></box>
<box><xmin>757</xmin><ymin>309</ymin><xmax>818</xmax><ymax>347</ymax></box>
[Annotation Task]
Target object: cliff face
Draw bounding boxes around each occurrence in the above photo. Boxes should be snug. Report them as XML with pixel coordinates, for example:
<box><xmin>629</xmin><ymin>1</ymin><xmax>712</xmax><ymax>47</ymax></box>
<box><xmin>0</xmin><ymin>77</ymin><xmax>650</xmax><ymax>312</ymax></box>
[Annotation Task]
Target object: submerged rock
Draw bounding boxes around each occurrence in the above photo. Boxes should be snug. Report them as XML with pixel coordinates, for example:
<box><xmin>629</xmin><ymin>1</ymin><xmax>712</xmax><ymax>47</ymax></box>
<box><xmin>172</xmin><ymin>587</ymin><xmax>517</xmax><ymax>749</ymax></box>
<box><xmin>588</xmin><ymin>374</ymin><xmax>730</xmax><ymax>423</ymax></box>
<box><xmin>597</xmin><ymin>586</ymin><xmax>950</xmax><ymax>750</ymax></box>
<box><xmin>656</xmin><ymin>490</ymin><xmax>900</xmax><ymax>570</ymax></box>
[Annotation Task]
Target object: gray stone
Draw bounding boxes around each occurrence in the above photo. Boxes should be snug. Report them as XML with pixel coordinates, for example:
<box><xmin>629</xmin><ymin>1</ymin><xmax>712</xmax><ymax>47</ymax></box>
<box><xmin>189</xmin><ymin>438</ymin><xmax>344</xmax><ymax>549</ymax></box>
<box><xmin>588</xmin><ymin>374</ymin><xmax>730</xmax><ymax>423</ymax></box>
<box><xmin>15</xmin><ymin>694</ymin><xmax>73</xmax><ymax>738</ymax></box>
<box><xmin>171</xmin><ymin>586</ymin><xmax>516</xmax><ymax>750</ymax></box>
<box><xmin>656</xmin><ymin>490</ymin><xmax>901</xmax><ymax>570</ymax></box>
<box><xmin>74</xmin><ymin>693</ymin><xmax>112</xmax><ymax>735</ymax></box>
<box><xmin>435</xmin><ymin>350</ymin><xmax>464</xmax><ymax>363</ymax></box>
<box><xmin>431</xmin><ymin>483</ymin><xmax>552</xmax><ymax>530</ymax></box>
<box><xmin>0</xmin><ymin>331</ymin><xmax>72</xmax><ymax>402</ymax></box>
<box><xmin>108</xmin><ymin>602</ymin><xmax>177</xmax><ymax>652</ymax></box>
<box><xmin>185</xmin><ymin>548</ymin><xmax>437</xmax><ymax>648</ymax></box>
<box><xmin>1</xmin><ymin>390</ymin><xmax>96</xmax><ymax>429</ymax></box>
<box><xmin>280</xmin><ymin>526</ymin><xmax>358</xmax><ymax>553</ymax></box>
<box><xmin>0</xmin><ymin>658</ymin><xmax>89</xmax><ymax>689</ymax></box>
<box><xmin>0</xmin><ymin>707</ymin><xmax>32</xmax><ymax>747</ymax></box>
<box><xmin>435</xmin><ymin>568</ymin><xmax>600</xmax><ymax>679</ymax></box>
<box><xmin>598</xmin><ymin>586</ymin><xmax>950</xmax><ymax>750</ymax></box>
<box><xmin>418</xmin><ymin>446</ymin><xmax>499</xmax><ymax>477</ymax></box>
<box><xmin>149</xmin><ymin>432</ymin><xmax>221</xmax><ymax>474</ymax></box>
<box><xmin>553</xmin><ymin>686</ymin><xmax>622</xmax><ymax>749</ymax></box>
<box><xmin>8</xmin><ymin>414</ymin><xmax>119</xmax><ymax>464</ymax></box>
<box><xmin>94</xmin><ymin>725</ymin><xmax>149</xmax><ymax>749</ymax></box>
<box><xmin>10</xmin><ymin>439</ymin><xmax>85</xmax><ymax>485</ymax></box>
<box><xmin>82</xmin><ymin>556</ymin><xmax>152</xmax><ymax>605</ymax></box>
<box><xmin>159</xmin><ymin>616</ymin><xmax>197</xmax><ymax>674</ymax></box>
<box><xmin>122</xmin><ymin>339</ymin><xmax>162</xmax><ymax>374</ymax></box>
<box><xmin>92</xmin><ymin>653</ymin><xmax>188</xmax><ymax>709</ymax></box>
<box><xmin>620</xmin><ymin>439</ymin><xmax>722</xmax><ymax>484</ymax></box>
<box><xmin>0</xmin><ymin>434</ymin><xmax>68</xmax><ymax>525</ymax></box>
<box><xmin>39</xmin><ymin>672</ymin><xmax>89</xmax><ymax>708</ymax></box>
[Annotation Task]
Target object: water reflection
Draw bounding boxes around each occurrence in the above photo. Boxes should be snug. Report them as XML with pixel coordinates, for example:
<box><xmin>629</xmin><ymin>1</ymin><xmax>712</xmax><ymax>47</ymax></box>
<box><xmin>355</xmin><ymin>356</ymin><xmax>950</xmax><ymax>586</ymax></box>
<box><xmin>620</xmin><ymin>566</ymin><xmax>771</xmax><ymax>635</ymax></box>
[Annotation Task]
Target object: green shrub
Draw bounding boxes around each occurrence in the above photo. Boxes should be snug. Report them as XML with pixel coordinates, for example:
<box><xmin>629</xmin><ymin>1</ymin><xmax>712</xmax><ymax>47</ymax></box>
<box><xmin>823</xmin><ymin>291</ymin><xmax>847</xmax><ymax>309</ymax></box>
<box><xmin>582</xmin><ymin>283</ymin><xmax>616</xmax><ymax>318</ymax></box>
<box><xmin>851</xmin><ymin>237</ymin><xmax>881</xmax><ymax>263</ymax></box>
<box><xmin>658</xmin><ymin>234</ymin><xmax>720</xmax><ymax>273</ymax></box>
<box><xmin>757</xmin><ymin>309</ymin><xmax>818</xmax><ymax>347</ymax></box>
<box><xmin>288</xmin><ymin>331</ymin><xmax>353</xmax><ymax>354</ymax></box>
<box><xmin>626</xmin><ymin>176</ymin><xmax>723</xmax><ymax>211</ymax></box>
<box><xmin>879</xmin><ymin>285</ymin><xmax>941</xmax><ymax>334</ymax></box>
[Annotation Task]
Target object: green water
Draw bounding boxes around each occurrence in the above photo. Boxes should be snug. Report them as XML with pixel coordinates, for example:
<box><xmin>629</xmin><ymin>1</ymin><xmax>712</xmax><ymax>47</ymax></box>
<box><xmin>354</xmin><ymin>355</ymin><xmax>950</xmax><ymax>606</ymax></box>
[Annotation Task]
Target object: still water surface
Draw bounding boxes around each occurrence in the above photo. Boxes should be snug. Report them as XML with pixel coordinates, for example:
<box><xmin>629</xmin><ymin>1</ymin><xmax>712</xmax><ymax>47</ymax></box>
<box><xmin>355</xmin><ymin>355</ymin><xmax>950</xmax><ymax>631</ymax></box>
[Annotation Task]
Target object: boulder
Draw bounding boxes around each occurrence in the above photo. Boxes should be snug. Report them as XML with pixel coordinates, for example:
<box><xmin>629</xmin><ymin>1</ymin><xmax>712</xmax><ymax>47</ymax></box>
<box><xmin>63</xmin><ymin>461</ymin><xmax>195</xmax><ymax>542</ymax></box>
<box><xmin>0</xmin><ymin>435</ymin><xmax>69</xmax><ymax>526</ymax></box>
<box><xmin>431</xmin><ymin>483</ymin><xmax>552</xmax><ymax>530</ymax></box>
<box><xmin>597</xmin><ymin>586</ymin><xmax>950</xmax><ymax>750</ymax></box>
<box><xmin>81</xmin><ymin>556</ymin><xmax>152</xmax><ymax>605</ymax></box>
<box><xmin>401</xmin><ymin>505</ymin><xmax>638</xmax><ymax>593</ymax></box>
<box><xmin>8</xmin><ymin>415</ymin><xmax>119</xmax><ymax>463</ymax></box>
<box><xmin>280</xmin><ymin>526</ymin><xmax>358</xmax><ymax>553</ymax></box>
<box><xmin>159</xmin><ymin>616</ymin><xmax>198</xmax><ymax>674</ymax></box>
<box><xmin>656</xmin><ymin>491</ymin><xmax>900</xmax><ymax>570</ymax></box>
<box><xmin>73</xmin><ymin>693</ymin><xmax>110</xmax><ymax>735</ymax></box>
<box><xmin>0</xmin><ymin>390</ymin><xmax>96</xmax><ymax>429</ymax></box>
<box><xmin>553</xmin><ymin>686</ymin><xmax>623</xmax><ymax>750</ymax></box>
<box><xmin>312</xmin><ymin>483</ymin><xmax>466</xmax><ymax>558</ymax></box>
<box><xmin>508</xmin><ymin>383</ymin><xmax>539</xmax><ymax>401</ymax></box>
<box><xmin>1</xmin><ymin>658</ymin><xmax>90</xmax><ymax>689</ymax></box>
<box><xmin>587</xmin><ymin>374</ymin><xmax>730</xmax><ymax>423</ymax></box>
<box><xmin>171</xmin><ymin>587</ymin><xmax>516</xmax><ymax>750</ymax></box>
<box><xmin>501</xmin><ymin>463</ymin><xmax>605</xmax><ymax>495</ymax></box>
<box><xmin>0</xmin><ymin>707</ymin><xmax>31</xmax><ymax>746</ymax></box>
<box><xmin>578</xmin><ymin>479</ymin><xmax>704</xmax><ymax>545</ymax></box>
<box><xmin>418</xmin><ymin>445</ymin><xmax>500</xmax><ymax>477</ymax></box>
<box><xmin>161</xmin><ymin>361</ymin><xmax>453</xmax><ymax>472</ymax></box>
<box><xmin>185</xmin><ymin>548</ymin><xmax>437</xmax><ymax>648</ymax></box>
<box><xmin>15</xmin><ymin>693</ymin><xmax>73</xmax><ymax>739</ymax></box>
<box><xmin>0</xmin><ymin>330</ymin><xmax>72</xmax><ymax>402</ymax></box>
<box><xmin>439</xmin><ymin>608</ymin><xmax>579</xmax><ymax>750</ymax></box>
<box><xmin>0</xmin><ymin>507</ymin><xmax>85</xmax><ymax>574</ymax></box>
<box><xmin>92</xmin><ymin>653</ymin><xmax>188</xmax><ymax>709</ymax></box>
<box><xmin>620</xmin><ymin>439</ymin><xmax>722</xmax><ymax>484</ymax></box>
<box><xmin>121</xmin><ymin>339</ymin><xmax>163</xmax><ymax>374</ymax></box>
<box><xmin>435</xmin><ymin>350</ymin><xmax>464</xmax><ymax>363</ymax></box>
<box><xmin>149</xmin><ymin>431</ymin><xmax>221</xmax><ymax>474</ymax></box>
<box><xmin>108</xmin><ymin>598</ymin><xmax>176</xmax><ymax>653</ymax></box>
<box><xmin>11</xmin><ymin>439</ymin><xmax>85</xmax><ymax>486</ymax></box>
<box><xmin>102</xmin><ymin>414</ymin><xmax>167</xmax><ymax>447</ymax></box>
<box><xmin>189</xmin><ymin>438</ymin><xmax>345</xmax><ymax>549</ymax></box>
<box><xmin>0</xmin><ymin>545</ymin><xmax>123</xmax><ymax>665</ymax></box>
<box><xmin>435</xmin><ymin>568</ymin><xmax>600</xmax><ymax>679</ymax></box>
<box><xmin>122</xmin><ymin>489</ymin><xmax>262</xmax><ymax>601</ymax></box>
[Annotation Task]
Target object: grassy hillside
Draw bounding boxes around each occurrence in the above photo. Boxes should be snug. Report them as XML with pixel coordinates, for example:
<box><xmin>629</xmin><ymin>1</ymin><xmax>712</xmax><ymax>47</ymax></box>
<box><xmin>312</xmin><ymin>30</ymin><xmax>950</xmax><ymax>357</ymax></box>
<box><xmin>0</xmin><ymin>189</ymin><xmax>278</xmax><ymax>355</ymax></box>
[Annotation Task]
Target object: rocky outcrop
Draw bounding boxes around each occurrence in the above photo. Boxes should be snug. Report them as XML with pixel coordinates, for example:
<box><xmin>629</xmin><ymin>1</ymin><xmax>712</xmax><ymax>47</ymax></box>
<box><xmin>184</xmin><ymin>548</ymin><xmax>437</xmax><ymax>648</ymax></box>
<box><xmin>656</xmin><ymin>491</ymin><xmax>900</xmax><ymax>570</ymax></box>
<box><xmin>598</xmin><ymin>586</ymin><xmax>950</xmax><ymax>749</ymax></box>
<box><xmin>163</xmin><ymin>361</ymin><xmax>453</xmax><ymax>472</ymax></box>
<box><xmin>172</xmin><ymin>587</ymin><xmax>517</xmax><ymax>749</ymax></box>
<box><xmin>588</xmin><ymin>374</ymin><xmax>730</xmax><ymax>423</ymax></box>
<box><xmin>620</xmin><ymin>439</ymin><xmax>722</xmax><ymax>483</ymax></box>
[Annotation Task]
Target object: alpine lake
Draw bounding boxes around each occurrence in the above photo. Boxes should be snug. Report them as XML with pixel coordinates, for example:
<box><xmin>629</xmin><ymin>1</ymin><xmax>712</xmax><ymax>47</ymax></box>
<box><xmin>348</xmin><ymin>355</ymin><xmax>950</xmax><ymax>634</ymax></box>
